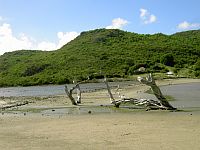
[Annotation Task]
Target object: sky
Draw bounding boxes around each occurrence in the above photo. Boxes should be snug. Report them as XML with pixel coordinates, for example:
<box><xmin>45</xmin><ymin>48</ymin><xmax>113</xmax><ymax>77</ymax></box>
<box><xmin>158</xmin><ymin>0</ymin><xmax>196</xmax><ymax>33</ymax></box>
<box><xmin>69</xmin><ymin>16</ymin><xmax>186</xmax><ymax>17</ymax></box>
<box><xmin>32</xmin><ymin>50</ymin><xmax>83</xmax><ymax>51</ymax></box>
<box><xmin>0</xmin><ymin>0</ymin><xmax>200</xmax><ymax>55</ymax></box>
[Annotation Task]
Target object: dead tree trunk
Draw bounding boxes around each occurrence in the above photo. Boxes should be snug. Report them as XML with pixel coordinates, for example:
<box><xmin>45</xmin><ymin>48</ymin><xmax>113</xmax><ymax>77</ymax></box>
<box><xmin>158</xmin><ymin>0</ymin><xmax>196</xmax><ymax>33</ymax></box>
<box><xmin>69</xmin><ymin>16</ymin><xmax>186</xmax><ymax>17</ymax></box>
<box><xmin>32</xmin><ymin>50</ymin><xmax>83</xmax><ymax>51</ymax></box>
<box><xmin>137</xmin><ymin>74</ymin><xmax>175</xmax><ymax>110</ymax></box>
<box><xmin>104</xmin><ymin>78</ymin><xmax>119</xmax><ymax>107</ymax></box>
<box><xmin>65</xmin><ymin>83</ymin><xmax>81</xmax><ymax>105</ymax></box>
<box><xmin>104</xmin><ymin>74</ymin><xmax>176</xmax><ymax>110</ymax></box>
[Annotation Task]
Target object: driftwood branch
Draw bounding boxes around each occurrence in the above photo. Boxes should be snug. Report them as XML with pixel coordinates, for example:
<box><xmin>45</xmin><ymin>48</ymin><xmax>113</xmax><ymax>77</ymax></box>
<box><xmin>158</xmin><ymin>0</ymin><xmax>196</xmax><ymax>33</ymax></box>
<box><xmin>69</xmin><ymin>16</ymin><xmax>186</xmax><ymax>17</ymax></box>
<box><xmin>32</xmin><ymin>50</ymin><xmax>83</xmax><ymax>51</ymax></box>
<box><xmin>104</xmin><ymin>78</ymin><xmax>116</xmax><ymax>104</ymax></box>
<box><xmin>111</xmin><ymin>98</ymin><xmax>168</xmax><ymax>110</ymax></box>
<box><xmin>137</xmin><ymin>74</ymin><xmax>175</xmax><ymax>110</ymax></box>
<box><xmin>65</xmin><ymin>83</ymin><xmax>81</xmax><ymax>105</ymax></box>
<box><xmin>0</xmin><ymin>101</ymin><xmax>29</xmax><ymax>110</ymax></box>
<box><xmin>65</xmin><ymin>79</ymin><xmax>85</xmax><ymax>105</ymax></box>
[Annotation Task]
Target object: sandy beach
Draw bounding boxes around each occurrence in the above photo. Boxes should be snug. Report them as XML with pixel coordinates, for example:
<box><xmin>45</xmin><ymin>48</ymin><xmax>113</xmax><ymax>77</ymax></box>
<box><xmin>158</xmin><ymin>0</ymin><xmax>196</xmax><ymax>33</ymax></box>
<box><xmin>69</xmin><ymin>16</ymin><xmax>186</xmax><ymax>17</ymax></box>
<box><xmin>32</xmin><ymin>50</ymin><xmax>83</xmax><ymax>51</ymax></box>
<box><xmin>0</xmin><ymin>78</ymin><xmax>200</xmax><ymax>150</ymax></box>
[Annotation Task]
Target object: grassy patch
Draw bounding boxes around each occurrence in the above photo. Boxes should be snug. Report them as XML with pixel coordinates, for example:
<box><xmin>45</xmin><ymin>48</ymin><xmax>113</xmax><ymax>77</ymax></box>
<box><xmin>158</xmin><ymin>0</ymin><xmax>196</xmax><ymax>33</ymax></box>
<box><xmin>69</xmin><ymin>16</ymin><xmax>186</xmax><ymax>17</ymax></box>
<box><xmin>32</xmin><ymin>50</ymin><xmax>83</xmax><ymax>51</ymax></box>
<box><xmin>165</xmin><ymin>95</ymin><xmax>176</xmax><ymax>101</ymax></box>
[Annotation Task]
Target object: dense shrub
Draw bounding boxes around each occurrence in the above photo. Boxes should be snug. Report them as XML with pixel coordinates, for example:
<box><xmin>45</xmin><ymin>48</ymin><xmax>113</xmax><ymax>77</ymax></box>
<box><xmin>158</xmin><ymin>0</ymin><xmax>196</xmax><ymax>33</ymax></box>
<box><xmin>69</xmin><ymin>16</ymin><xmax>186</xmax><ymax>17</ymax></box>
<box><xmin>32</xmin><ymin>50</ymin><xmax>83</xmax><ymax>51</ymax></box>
<box><xmin>160</xmin><ymin>53</ymin><xmax>175</xmax><ymax>67</ymax></box>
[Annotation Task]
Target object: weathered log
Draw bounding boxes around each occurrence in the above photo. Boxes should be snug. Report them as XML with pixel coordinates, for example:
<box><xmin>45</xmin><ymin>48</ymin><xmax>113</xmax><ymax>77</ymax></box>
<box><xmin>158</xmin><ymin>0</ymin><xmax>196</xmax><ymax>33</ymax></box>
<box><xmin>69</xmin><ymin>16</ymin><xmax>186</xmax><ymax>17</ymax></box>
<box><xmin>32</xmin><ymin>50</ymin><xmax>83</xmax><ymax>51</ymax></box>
<box><xmin>111</xmin><ymin>98</ymin><xmax>168</xmax><ymax>110</ymax></box>
<box><xmin>0</xmin><ymin>101</ymin><xmax>29</xmax><ymax>110</ymax></box>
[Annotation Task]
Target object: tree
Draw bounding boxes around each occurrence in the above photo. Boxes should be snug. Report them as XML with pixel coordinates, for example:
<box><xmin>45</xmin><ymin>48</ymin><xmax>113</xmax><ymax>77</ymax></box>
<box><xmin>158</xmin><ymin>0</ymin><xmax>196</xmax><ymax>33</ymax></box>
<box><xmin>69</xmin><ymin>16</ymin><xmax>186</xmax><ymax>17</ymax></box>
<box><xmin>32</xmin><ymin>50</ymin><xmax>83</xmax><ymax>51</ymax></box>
<box><xmin>160</xmin><ymin>53</ymin><xmax>175</xmax><ymax>67</ymax></box>
<box><xmin>194</xmin><ymin>59</ymin><xmax>200</xmax><ymax>71</ymax></box>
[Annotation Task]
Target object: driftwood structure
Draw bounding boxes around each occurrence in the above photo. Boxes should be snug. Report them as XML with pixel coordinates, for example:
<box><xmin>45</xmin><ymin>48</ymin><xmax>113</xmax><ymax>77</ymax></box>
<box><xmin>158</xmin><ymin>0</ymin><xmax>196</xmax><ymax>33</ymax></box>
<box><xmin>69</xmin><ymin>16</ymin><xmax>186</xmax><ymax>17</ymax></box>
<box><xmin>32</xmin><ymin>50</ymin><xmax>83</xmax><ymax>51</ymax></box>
<box><xmin>65</xmin><ymin>74</ymin><xmax>176</xmax><ymax>110</ymax></box>
<box><xmin>104</xmin><ymin>74</ymin><xmax>176</xmax><ymax>110</ymax></box>
<box><xmin>137</xmin><ymin>74</ymin><xmax>175</xmax><ymax>109</ymax></box>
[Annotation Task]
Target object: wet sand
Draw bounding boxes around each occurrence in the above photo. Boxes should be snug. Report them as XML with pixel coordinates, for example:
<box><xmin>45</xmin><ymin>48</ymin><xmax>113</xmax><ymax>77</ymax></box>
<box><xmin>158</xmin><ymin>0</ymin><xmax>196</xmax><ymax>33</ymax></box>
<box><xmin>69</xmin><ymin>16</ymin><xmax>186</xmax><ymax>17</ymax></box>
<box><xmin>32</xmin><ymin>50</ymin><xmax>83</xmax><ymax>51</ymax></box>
<box><xmin>0</xmin><ymin>78</ymin><xmax>200</xmax><ymax>150</ymax></box>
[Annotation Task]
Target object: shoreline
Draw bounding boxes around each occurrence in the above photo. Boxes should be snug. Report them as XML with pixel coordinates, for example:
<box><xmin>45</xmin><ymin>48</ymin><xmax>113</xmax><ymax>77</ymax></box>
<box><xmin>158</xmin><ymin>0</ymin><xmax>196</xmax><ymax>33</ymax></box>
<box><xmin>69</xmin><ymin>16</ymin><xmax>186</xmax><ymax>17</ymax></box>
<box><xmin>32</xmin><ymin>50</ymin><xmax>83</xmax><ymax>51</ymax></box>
<box><xmin>1</xmin><ymin>78</ymin><xmax>200</xmax><ymax>109</ymax></box>
<box><xmin>0</xmin><ymin>78</ymin><xmax>200</xmax><ymax>150</ymax></box>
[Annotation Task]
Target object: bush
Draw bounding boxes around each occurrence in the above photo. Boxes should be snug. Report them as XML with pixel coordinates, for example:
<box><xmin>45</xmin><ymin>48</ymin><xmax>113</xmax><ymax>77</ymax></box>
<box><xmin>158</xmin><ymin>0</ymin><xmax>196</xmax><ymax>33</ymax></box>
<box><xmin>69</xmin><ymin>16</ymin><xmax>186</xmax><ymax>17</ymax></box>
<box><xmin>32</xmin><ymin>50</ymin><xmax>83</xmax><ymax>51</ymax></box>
<box><xmin>194</xmin><ymin>59</ymin><xmax>200</xmax><ymax>71</ymax></box>
<box><xmin>160</xmin><ymin>53</ymin><xmax>175</xmax><ymax>67</ymax></box>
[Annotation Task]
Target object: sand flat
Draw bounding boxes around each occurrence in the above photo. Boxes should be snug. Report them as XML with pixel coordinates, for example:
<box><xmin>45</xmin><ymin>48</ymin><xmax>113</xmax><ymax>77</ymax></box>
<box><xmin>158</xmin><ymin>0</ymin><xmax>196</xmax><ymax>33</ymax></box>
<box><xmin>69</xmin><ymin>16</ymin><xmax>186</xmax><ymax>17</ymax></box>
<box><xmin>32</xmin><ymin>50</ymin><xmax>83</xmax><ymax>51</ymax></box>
<box><xmin>0</xmin><ymin>78</ymin><xmax>200</xmax><ymax>150</ymax></box>
<box><xmin>0</xmin><ymin>113</ymin><xmax>200</xmax><ymax>150</ymax></box>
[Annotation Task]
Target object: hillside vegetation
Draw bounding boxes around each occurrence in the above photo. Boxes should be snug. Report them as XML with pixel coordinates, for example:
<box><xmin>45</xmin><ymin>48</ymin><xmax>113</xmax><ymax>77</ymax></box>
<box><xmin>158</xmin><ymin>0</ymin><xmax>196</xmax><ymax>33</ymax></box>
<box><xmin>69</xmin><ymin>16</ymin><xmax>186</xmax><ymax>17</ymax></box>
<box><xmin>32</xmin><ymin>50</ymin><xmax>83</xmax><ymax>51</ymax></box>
<box><xmin>0</xmin><ymin>29</ymin><xmax>200</xmax><ymax>87</ymax></box>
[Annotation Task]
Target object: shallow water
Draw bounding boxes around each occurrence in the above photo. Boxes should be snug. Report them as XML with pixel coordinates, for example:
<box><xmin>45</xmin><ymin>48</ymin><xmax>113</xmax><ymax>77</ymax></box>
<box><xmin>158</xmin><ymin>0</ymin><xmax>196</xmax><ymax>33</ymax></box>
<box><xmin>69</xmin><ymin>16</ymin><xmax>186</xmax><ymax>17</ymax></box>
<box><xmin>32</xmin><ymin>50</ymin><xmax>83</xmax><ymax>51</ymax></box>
<box><xmin>161</xmin><ymin>82</ymin><xmax>200</xmax><ymax>111</ymax></box>
<box><xmin>1</xmin><ymin>82</ymin><xmax>200</xmax><ymax>115</ymax></box>
<box><xmin>0</xmin><ymin>81</ymin><xmax>136</xmax><ymax>97</ymax></box>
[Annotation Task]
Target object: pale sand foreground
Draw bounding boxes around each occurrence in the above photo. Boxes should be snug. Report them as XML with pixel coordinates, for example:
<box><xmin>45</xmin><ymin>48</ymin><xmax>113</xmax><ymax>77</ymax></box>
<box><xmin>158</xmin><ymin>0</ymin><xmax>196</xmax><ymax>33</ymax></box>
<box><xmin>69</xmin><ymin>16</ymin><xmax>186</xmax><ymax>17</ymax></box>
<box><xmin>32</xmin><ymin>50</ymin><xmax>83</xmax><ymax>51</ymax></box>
<box><xmin>0</xmin><ymin>113</ymin><xmax>200</xmax><ymax>150</ymax></box>
<box><xmin>0</xmin><ymin>78</ymin><xmax>200</xmax><ymax>150</ymax></box>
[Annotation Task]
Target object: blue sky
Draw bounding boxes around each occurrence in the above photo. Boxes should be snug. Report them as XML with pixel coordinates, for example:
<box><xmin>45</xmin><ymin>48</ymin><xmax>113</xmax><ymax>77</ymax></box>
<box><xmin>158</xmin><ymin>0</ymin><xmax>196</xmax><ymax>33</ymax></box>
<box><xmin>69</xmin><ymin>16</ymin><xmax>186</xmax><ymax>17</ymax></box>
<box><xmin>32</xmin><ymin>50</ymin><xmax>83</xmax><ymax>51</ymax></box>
<box><xmin>0</xmin><ymin>0</ymin><xmax>199</xmax><ymax>54</ymax></box>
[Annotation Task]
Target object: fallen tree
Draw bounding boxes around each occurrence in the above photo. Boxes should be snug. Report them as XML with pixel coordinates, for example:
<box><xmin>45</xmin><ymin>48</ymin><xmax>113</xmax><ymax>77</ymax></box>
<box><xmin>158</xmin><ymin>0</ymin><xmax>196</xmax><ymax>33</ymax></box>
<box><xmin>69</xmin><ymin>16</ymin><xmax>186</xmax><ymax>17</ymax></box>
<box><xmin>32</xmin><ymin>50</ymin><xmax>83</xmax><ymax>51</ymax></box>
<box><xmin>104</xmin><ymin>74</ymin><xmax>176</xmax><ymax>110</ymax></box>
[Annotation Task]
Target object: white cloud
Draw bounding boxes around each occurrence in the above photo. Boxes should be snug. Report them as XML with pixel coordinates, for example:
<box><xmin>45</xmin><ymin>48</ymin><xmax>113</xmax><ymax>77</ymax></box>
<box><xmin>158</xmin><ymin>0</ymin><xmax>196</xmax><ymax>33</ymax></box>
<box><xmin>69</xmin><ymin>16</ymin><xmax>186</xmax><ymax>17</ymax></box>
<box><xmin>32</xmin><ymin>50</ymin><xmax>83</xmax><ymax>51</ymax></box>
<box><xmin>0</xmin><ymin>23</ymin><xmax>79</xmax><ymax>55</ymax></box>
<box><xmin>149</xmin><ymin>15</ymin><xmax>156</xmax><ymax>23</ymax></box>
<box><xmin>36</xmin><ymin>31</ymin><xmax>79</xmax><ymax>50</ymax></box>
<box><xmin>106</xmin><ymin>18</ymin><xmax>129</xmax><ymax>29</ymax></box>
<box><xmin>0</xmin><ymin>23</ymin><xmax>33</xmax><ymax>54</ymax></box>
<box><xmin>0</xmin><ymin>23</ymin><xmax>12</xmax><ymax>36</ymax></box>
<box><xmin>177</xmin><ymin>21</ymin><xmax>200</xmax><ymax>30</ymax></box>
<box><xmin>140</xmin><ymin>9</ymin><xmax>147</xmax><ymax>18</ymax></box>
<box><xmin>140</xmin><ymin>8</ymin><xmax>157</xmax><ymax>24</ymax></box>
<box><xmin>57</xmin><ymin>31</ymin><xmax>79</xmax><ymax>49</ymax></box>
<box><xmin>37</xmin><ymin>41</ymin><xmax>57</xmax><ymax>50</ymax></box>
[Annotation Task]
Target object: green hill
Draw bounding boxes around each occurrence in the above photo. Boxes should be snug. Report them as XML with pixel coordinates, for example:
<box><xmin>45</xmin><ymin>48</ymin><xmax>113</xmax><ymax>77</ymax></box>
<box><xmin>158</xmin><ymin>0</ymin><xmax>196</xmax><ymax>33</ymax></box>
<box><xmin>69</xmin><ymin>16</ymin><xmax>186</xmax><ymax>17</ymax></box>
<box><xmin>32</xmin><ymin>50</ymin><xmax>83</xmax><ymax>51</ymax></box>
<box><xmin>0</xmin><ymin>29</ymin><xmax>200</xmax><ymax>87</ymax></box>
